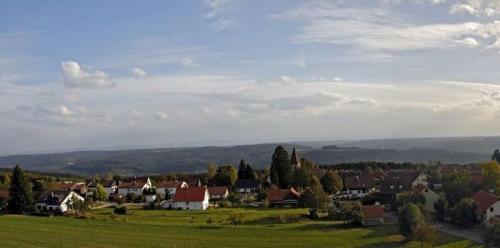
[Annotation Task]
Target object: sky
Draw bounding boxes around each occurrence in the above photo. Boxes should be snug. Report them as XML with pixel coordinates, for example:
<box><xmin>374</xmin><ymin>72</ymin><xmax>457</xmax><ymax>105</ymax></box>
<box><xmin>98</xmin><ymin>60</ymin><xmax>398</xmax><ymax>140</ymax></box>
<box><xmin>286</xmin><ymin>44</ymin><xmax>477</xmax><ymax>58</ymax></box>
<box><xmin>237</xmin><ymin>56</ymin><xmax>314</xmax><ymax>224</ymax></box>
<box><xmin>2</xmin><ymin>0</ymin><xmax>500</xmax><ymax>154</ymax></box>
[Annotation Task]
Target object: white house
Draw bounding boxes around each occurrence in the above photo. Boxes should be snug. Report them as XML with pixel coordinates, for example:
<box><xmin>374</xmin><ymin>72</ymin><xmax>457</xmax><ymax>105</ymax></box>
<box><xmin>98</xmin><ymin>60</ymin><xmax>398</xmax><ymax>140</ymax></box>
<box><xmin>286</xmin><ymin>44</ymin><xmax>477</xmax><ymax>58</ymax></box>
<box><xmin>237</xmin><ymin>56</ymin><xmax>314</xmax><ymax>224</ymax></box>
<box><xmin>173</xmin><ymin>187</ymin><xmax>209</xmax><ymax>210</ymax></box>
<box><xmin>117</xmin><ymin>177</ymin><xmax>152</xmax><ymax>196</ymax></box>
<box><xmin>35</xmin><ymin>190</ymin><xmax>85</xmax><ymax>214</ymax></box>
<box><xmin>472</xmin><ymin>190</ymin><xmax>500</xmax><ymax>227</ymax></box>
<box><xmin>235</xmin><ymin>179</ymin><xmax>260</xmax><ymax>194</ymax></box>
<box><xmin>415</xmin><ymin>185</ymin><xmax>440</xmax><ymax>214</ymax></box>
<box><xmin>87</xmin><ymin>179</ymin><xmax>118</xmax><ymax>197</ymax></box>
<box><xmin>156</xmin><ymin>180</ymin><xmax>188</xmax><ymax>199</ymax></box>
<box><xmin>207</xmin><ymin>186</ymin><xmax>229</xmax><ymax>200</ymax></box>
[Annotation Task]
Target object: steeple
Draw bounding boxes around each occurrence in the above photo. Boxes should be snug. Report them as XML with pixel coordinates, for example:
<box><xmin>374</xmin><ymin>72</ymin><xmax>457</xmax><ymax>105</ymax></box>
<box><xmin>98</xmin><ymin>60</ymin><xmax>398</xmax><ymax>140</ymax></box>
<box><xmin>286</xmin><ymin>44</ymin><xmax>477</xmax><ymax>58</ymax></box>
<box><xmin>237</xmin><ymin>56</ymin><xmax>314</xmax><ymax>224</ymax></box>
<box><xmin>290</xmin><ymin>146</ymin><xmax>301</xmax><ymax>169</ymax></box>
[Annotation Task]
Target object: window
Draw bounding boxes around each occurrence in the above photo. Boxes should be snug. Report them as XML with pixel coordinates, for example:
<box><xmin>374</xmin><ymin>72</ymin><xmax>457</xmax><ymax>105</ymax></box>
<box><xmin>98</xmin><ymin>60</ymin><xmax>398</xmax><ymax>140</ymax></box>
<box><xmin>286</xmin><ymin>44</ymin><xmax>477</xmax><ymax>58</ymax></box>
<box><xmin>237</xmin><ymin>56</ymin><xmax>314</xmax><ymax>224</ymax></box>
<box><xmin>186</xmin><ymin>201</ymin><xmax>189</xmax><ymax>205</ymax></box>
<box><xmin>490</xmin><ymin>207</ymin><xmax>494</xmax><ymax>212</ymax></box>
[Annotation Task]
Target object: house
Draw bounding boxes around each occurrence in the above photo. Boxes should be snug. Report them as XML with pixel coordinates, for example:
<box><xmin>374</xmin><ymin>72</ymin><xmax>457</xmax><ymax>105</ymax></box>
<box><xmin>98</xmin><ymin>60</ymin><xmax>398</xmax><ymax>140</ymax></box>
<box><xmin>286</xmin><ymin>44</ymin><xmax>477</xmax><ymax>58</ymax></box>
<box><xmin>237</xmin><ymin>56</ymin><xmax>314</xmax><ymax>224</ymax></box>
<box><xmin>173</xmin><ymin>187</ymin><xmax>210</xmax><ymax>210</ymax></box>
<box><xmin>0</xmin><ymin>189</ymin><xmax>9</xmax><ymax>208</ymax></box>
<box><xmin>87</xmin><ymin>179</ymin><xmax>118</xmax><ymax>197</ymax></box>
<box><xmin>156</xmin><ymin>180</ymin><xmax>188</xmax><ymax>199</ymax></box>
<box><xmin>50</xmin><ymin>182</ymin><xmax>88</xmax><ymax>196</ymax></box>
<box><xmin>235</xmin><ymin>179</ymin><xmax>261</xmax><ymax>194</ymax></box>
<box><xmin>207</xmin><ymin>186</ymin><xmax>229</xmax><ymax>200</ymax></box>
<box><xmin>267</xmin><ymin>188</ymin><xmax>300</xmax><ymax>207</ymax></box>
<box><xmin>415</xmin><ymin>184</ymin><xmax>440</xmax><ymax>214</ymax></box>
<box><xmin>34</xmin><ymin>190</ymin><xmax>84</xmax><ymax>214</ymax></box>
<box><xmin>362</xmin><ymin>205</ymin><xmax>385</xmax><ymax>226</ymax></box>
<box><xmin>380</xmin><ymin>171</ymin><xmax>427</xmax><ymax>207</ymax></box>
<box><xmin>117</xmin><ymin>177</ymin><xmax>152</xmax><ymax>196</ymax></box>
<box><xmin>344</xmin><ymin>175</ymin><xmax>376</xmax><ymax>199</ymax></box>
<box><xmin>472</xmin><ymin>190</ymin><xmax>500</xmax><ymax>227</ymax></box>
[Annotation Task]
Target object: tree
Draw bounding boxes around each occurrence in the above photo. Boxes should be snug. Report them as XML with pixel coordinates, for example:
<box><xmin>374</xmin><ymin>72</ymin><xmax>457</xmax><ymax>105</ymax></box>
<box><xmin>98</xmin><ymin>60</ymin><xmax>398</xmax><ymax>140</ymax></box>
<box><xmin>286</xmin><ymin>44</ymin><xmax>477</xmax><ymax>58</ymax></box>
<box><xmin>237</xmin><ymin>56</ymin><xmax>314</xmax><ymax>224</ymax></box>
<box><xmin>238</xmin><ymin>159</ymin><xmax>248</xmax><ymax>180</ymax></box>
<box><xmin>7</xmin><ymin>165</ymin><xmax>33</xmax><ymax>214</ymax></box>
<box><xmin>94</xmin><ymin>183</ymin><xmax>108</xmax><ymax>201</ymax></box>
<box><xmin>227</xmin><ymin>213</ymin><xmax>243</xmax><ymax>228</ymax></box>
<box><xmin>0</xmin><ymin>173</ymin><xmax>10</xmax><ymax>189</ymax></box>
<box><xmin>413</xmin><ymin>225</ymin><xmax>437</xmax><ymax>248</ymax></box>
<box><xmin>213</xmin><ymin>165</ymin><xmax>237</xmax><ymax>187</ymax></box>
<box><xmin>245</xmin><ymin>164</ymin><xmax>257</xmax><ymax>180</ymax></box>
<box><xmin>442</xmin><ymin>171</ymin><xmax>473</xmax><ymax>207</ymax></box>
<box><xmin>298</xmin><ymin>182</ymin><xmax>331</xmax><ymax>219</ymax></box>
<box><xmin>450</xmin><ymin>198</ymin><xmax>477</xmax><ymax>227</ymax></box>
<box><xmin>433</xmin><ymin>197</ymin><xmax>447</xmax><ymax>222</ymax></box>
<box><xmin>482</xmin><ymin>161</ymin><xmax>500</xmax><ymax>194</ymax></box>
<box><xmin>396</xmin><ymin>192</ymin><xmax>426</xmax><ymax>210</ymax></box>
<box><xmin>337</xmin><ymin>201</ymin><xmax>363</xmax><ymax>226</ymax></box>
<box><xmin>71</xmin><ymin>195</ymin><xmax>88</xmax><ymax>214</ymax></box>
<box><xmin>270</xmin><ymin>145</ymin><xmax>292</xmax><ymax>188</ymax></box>
<box><xmin>320</xmin><ymin>170</ymin><xmax>343</xmax><ymax>194</ymax></box>
<box><xmin>398</xmin><ymin>203</ymin><xmax>425</xmax><ymax>240</ymax></box>
<box><xmin>492</xmin><ymin>149</ymin><xmax>500</xmax><ymax>163</ymax></box>
<box><xmin>292</xmin><ymin>167</ymin><xmax>312</xmax><ymax>189</ymax></box>
<box><xmin>207</xmin><ymin>162</ymin><xmax>217</xmax><ymax>180</ymax></box>
<box><xmin>484</xmin><ymin>224</ymin><xmax>500</xmax><ymax>248</ymax></box>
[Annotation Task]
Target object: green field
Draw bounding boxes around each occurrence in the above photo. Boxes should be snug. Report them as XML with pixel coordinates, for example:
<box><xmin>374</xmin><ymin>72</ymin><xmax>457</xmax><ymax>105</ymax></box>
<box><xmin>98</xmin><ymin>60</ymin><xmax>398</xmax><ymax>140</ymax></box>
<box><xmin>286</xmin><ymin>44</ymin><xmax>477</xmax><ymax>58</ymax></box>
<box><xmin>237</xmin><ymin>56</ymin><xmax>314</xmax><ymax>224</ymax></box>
<box><xmin>0</xmin><ymin>207</ymin><xmax>482</xmax><ymax>248</ymax></box>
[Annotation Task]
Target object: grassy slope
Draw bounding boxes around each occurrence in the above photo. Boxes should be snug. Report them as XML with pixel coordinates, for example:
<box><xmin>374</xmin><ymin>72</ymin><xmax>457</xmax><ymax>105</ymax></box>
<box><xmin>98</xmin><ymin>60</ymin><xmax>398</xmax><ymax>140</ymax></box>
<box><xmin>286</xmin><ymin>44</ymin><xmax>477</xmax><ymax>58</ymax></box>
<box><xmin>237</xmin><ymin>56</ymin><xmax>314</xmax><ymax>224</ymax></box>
<box><xmin>0</xmin><ymin>207</ymin><xmax>482</xmax><ymax>248</ymax></box>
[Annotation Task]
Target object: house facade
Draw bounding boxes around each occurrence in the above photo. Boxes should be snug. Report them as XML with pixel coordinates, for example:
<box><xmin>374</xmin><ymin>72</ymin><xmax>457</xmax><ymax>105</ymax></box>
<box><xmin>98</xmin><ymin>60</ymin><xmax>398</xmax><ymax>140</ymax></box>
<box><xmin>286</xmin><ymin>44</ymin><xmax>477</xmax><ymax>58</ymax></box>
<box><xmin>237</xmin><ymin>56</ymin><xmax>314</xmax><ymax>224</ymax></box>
<box><xmin>472</xmin><ymin>190</ymin><xmax>500</xmax><ymax>227</ymax></box>
<box><xmin>235</xmin><ymin>179</ymin><xmax>260</xmax><ymax>194</ymax></box>
<box><xmin>267</xmin><ymin>188</ymin><xmax>300</xmax><ymax>207</ymax></box>
<box><xmin>415</xmin><ymin>185</ymin><xmax>440</xmax><ymax>214</ymax></box>
<box><xmin>362</xmin><ymin>205</ymin><xmax>384</xmax><ymax>226</ymax></box>
<box><xmin>156</xmin><ymin>180</ymin><xmax>188</xmax><ymax>199</ymax></box>
<box><xmin>117</xmin><ymin>177</ymin><xmax>152</xmax><ymax>196</ymax></box>
<box><xmin>34</xmin><ymin>190</ymin><xmax>84</xmax><ymax>214</ymax></box>
<box><xmin>173</xmin><ymin>187</ymin><xmax>210</xmax><ymax>210</ymax></box>
<box><xmin>207</xmin><ymin>186</ymin><xmax>229</xmax><ymax>200</ymax></box>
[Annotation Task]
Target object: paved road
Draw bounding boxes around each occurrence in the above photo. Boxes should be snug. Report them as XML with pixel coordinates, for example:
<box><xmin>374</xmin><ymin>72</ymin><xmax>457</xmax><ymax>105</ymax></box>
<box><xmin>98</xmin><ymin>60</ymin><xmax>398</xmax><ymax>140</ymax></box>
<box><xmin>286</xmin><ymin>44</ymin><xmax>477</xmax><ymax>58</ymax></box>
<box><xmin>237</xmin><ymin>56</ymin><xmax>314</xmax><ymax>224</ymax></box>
<box><xmin>433</xmin><ymin>223</ymin><xmax>484</xmax><ymax>244</ymax></box>
<box><xmin>384</xmin><ymin>211</ymin><xmax>484</xmax><ymax>244</ymax></box>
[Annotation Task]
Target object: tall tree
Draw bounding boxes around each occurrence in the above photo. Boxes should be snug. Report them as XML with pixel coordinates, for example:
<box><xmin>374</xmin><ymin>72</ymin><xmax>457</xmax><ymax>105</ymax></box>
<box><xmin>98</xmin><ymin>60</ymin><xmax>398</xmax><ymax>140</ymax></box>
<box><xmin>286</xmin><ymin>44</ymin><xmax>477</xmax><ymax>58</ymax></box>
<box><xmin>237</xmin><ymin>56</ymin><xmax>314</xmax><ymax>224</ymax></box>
<box><xmin>238</xmin><ymin>159</ymin><xmax>248</xmax><ymax>180</ymax></box>
<box><xmin>245</xmin><ymin>164</ymin><xmax>257</xmax><ymax>180</ymax></box>
<box><xmin>320</xmin><ymin>170</ymin><xmax>343</xmax><ymax>194</ymax></box>
<box><xmin>292</xmin><ymin>167</ymin><xmax>313</xmax><ymax>189</ymax></box>
<box><xmin>94</xmin><ymin>183</ymin><xmax>108</xmax><ymax>201</ymax></box>
<box><xmin>398</xmin><ymin>203</ymin><xmax>425</xmax><ymax>240</ymax></box>
<box><xmin>482</xmin><ymin>161</ymin><xmax>500</xmax><ymax>194</ymax></box>
<box><xmin>442</xmin><ymin>171</ymin><xmax>473</xmax><ymax>207</ymax></box>
<box><xmin>7</xmin><ymin>165</ymin><xmax>33</xmax><ymax>214</ymax></box>
<box><xmin>492</xmin><ymin>149</ymin><xmax>500</xmax><ymax>163</ymax></box>
<box><xmin>207</xmin><ymin>162</ymin><xmax>217</xmax><ymax>180</ymax></box>
<box><xmin>270</xmin><ymin>145</ymin><xmax>292</xmax><ymax>188</ymax></box>
<box><xmin>213</xmin><ymin>165</ymin><xmax>238</xmax><ymax>187</ymax></box>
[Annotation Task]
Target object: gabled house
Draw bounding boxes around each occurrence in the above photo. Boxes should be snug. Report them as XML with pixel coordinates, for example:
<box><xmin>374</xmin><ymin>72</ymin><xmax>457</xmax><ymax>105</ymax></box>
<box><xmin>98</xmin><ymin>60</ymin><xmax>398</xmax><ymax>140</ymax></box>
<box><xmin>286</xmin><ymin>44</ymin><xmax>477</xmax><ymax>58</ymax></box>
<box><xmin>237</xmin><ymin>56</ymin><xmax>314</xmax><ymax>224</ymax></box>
<box><xmin>380</xmin><ymin>170</ymin><xmax>427</xmax><ymax>207</ymax></box>
<box><xmin>472</xmin><ymin>190</ymin><xmax>500</xmax><ymax>227</ymax></box>
<box><xmin>173</xmin><ymin>187</ymin><xmax>209</xmax><ymax>210</ymax></box>
<box><xmin>362</xmin><ymin>205</ymin><xmax>384</xmax><ymax>226</ymax></box>
<box><xmin>87</xmin><ymin>179</ymin><xmax>118</xmax><ymax>197</ymax></box>
<box><xmin>117</xmin><ymin>177</ymin><xmax>152</xmax><ymax>196</ymax></box>
<box><xmin>156</xmin><ymin>180</ymin><xmax>188</xmax><ymax>199</ymax></box>
<box><xmin>235</xmin><ymin>179</ymin><xmax>261</xmax><ymax>194</ymax></box>
<box><xmin>34</xmin><ymin>190</ymin><xmax>84</xmax><ymax>214</ymax></box>
<box><xmin>415</xmin><ymin>184</ymin><xmax>440</xmax><ymax>214</ymax></box>
<box><xmin>267</xmin><ymin>188</ymin><xmax>300</xmax><ymax>207</ymax></box>
<box><xmin>207</xmin><ymin>186</ymin><xmax>229</xmax><ymax>200</ymax></box>
<box><xmin>50</xmin><ymin>182</ymin><xmax>88</xmax><ymax>196</ymax></box>
<box><xmin>344</xmin><ymin>175</ymin><xmax>376</xmax><ymax>199</ymax></box>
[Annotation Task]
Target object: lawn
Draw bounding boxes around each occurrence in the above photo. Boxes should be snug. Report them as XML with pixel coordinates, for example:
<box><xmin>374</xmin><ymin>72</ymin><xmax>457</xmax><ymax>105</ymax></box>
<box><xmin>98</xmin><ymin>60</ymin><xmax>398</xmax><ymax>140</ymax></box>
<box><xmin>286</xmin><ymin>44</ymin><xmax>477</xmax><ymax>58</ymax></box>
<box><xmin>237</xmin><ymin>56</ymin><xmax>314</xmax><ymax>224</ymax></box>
<box><xmin>0</xmin><ymin>207</ymin><xmax>483</xmax><ymax>248</ymax></box>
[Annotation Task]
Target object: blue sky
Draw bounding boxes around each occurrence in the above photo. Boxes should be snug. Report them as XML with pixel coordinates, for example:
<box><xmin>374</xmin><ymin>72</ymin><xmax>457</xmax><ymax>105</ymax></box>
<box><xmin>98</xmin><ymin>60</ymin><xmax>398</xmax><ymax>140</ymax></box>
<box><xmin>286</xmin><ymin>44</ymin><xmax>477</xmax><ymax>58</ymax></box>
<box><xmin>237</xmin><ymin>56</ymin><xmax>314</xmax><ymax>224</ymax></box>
<box><xmin>2</xmin><ymin>0</ymin><xmax>500</xmax><ymax>154</ymax></box>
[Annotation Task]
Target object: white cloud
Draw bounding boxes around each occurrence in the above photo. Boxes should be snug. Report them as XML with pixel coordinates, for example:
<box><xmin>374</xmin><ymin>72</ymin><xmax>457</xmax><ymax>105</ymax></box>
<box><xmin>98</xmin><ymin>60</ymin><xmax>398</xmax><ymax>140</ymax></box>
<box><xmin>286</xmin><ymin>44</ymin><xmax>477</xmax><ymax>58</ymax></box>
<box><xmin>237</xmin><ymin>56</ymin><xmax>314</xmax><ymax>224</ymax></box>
<box><xmin>204</xmin><ymin>0</ymin><xmax>235</xmax><ymax>31</ymax></box>
<box><xmin>181</xmin><ymin>57</ymin><xmax>198</xmax><ymax>68</ymax></box>
<box><xmin>450</xmin><ymin>0</ymin><xmax>500</xmax><ymax>16</ymax></box>
<box><xmin>130</xmin><ymin>67</ymin><xmax>147</xmax><ymax>77</ymax></box>
<box><xmin>60</xmin><ymin>61</ymin><xmax>114</xmax><ymax>89</ymax></box>
<box><xmin>155</xmin><ymin>111</ymin><xmax>169</xmax><ymax>120</ymax></box>
<box><xmin>280</xmin><ymin>75</ymin><xmax>297</xmax><ymax>84</ymax></box>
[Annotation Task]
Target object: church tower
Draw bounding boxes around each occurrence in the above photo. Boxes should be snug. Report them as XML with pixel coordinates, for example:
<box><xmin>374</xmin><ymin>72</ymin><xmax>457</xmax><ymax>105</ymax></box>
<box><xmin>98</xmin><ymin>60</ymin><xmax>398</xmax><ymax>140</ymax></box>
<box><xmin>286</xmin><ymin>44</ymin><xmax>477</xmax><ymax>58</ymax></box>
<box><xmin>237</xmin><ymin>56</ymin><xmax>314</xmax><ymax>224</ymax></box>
<box><xmin>290</xmin><ymin>147</ymin><xmax>301</xmax><ymax>169</ymax></box>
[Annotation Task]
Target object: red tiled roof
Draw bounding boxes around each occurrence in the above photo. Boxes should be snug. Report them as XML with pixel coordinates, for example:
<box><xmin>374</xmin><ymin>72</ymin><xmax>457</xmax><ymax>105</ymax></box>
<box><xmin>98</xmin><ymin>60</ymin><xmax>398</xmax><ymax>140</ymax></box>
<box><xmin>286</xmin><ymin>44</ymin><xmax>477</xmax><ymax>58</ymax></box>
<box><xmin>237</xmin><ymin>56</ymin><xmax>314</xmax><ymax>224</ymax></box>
<box><xmin>207</xmin><ymin>186</ymin><xmax>228</xmax><ymax>196</ymax></box>
<box><xmin>267</xmin><ymin>188</ymin><xmax>300</xmax><ymax>202</ymax></box>
<box><xmin>472</xmin><ymin>190</ymin><xmax>499</xmax><ymax>214</ymax></box>
<box><xmin>173</xmin><ymin>187</ymin><xmax>207</xmax><ymax>202</ymax></box>
<box><xmin>118</xmin><ymin>180</ymin><xmax>146</xmax><ymax>189</ymax></box>
<box><xmin>470</xmin><ymin>175</ymin><xmax>483</xmax><ymax>184</ymax></box>
<box><xmin>363</xmin><ymin>205</ymin><xmax>384</xmax><ymax>219</ymax></box>
<box><xmin>157</xmin><ymin>180</ymin><xmax>185</xmax><ymax>188</ymax></box>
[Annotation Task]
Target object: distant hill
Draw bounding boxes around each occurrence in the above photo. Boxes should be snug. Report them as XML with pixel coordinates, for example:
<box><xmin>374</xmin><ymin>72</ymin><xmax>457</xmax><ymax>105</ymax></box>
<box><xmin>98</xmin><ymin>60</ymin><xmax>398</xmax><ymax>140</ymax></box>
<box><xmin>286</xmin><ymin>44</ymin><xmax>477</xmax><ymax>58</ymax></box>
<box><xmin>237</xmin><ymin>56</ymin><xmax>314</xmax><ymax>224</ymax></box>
<box><xmin>0</xmin><ymin>140</ymin><xmax>491</xmax><ymax>176</ymax></box>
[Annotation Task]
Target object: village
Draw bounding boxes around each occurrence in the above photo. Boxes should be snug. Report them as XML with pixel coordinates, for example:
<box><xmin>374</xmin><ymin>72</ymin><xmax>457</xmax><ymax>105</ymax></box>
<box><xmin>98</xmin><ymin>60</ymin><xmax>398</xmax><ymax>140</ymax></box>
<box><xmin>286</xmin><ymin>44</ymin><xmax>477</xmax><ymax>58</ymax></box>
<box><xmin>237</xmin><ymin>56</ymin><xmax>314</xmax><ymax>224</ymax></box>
<box><xmin>1</xmin><ymin>145</ymin><xmax>499</xmax><ymax>246</ymax></box>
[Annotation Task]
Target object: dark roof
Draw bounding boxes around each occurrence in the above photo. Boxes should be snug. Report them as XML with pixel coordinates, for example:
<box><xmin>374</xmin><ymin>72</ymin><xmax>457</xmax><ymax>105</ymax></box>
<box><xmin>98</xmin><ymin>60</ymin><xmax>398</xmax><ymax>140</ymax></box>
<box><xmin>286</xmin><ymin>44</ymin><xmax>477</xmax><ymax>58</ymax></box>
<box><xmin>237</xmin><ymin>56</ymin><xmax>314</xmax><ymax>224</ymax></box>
<box><xmin>36</xmin><ymin>190</ymin><xmax>72</xmax><ymax>205</ymax></box>
<box><xmin>344</xmin><ymin>176</ymin><xmax>375</xmax><ymax>189</ymax></box>
<box><xmin>235</xmin><ymin>179</ymin><xmax>260</xmax><ymax>189</ymax></box>
<box><xmin>267</xmin><ymin>188</ymin><xmax>300</xmax><ymax>202</ymax></box>
<box><xmin>363</xmin><ymin>205</ymin><xmax>384</xmax><ymax>219</ymax></box>
<box><xmin>472</xmin><ymin>190</ymin><xmax>499</xmax><ymax>214</ymax></box>
<box><xmin>157</xmin><ymin>180</ymin><xmax>186</xmax><ymax>188</ymax></box>
<box><xmin>380</xmin><ymin>170</ymin><xmax>421</xmax><ymax>194</ymax></box>
<box><xmin>207</xmin><ymin>186</ymin><xmax>228</xmax><ymax>196</ymax></box>
<box><xmin>173</xmin><ymin>187</ymin><xmax>208</xmax><ymax>202</ymax></box>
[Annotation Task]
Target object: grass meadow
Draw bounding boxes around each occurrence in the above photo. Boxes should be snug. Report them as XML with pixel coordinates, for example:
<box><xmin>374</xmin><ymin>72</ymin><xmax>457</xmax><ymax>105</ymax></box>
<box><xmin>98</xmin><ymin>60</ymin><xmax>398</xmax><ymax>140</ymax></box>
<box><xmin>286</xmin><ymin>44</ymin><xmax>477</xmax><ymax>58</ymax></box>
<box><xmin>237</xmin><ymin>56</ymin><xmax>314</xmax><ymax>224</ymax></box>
<box><xmin>0</xmin><ymin>207</ymin><xmax>483</xmax><ymax>248</ymax></box>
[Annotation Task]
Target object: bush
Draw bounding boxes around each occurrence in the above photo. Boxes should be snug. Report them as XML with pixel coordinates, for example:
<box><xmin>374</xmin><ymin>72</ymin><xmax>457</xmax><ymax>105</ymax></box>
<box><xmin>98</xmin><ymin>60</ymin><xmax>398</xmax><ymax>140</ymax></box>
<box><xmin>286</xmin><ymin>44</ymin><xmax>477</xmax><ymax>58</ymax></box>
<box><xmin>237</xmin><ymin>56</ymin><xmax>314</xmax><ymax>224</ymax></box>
<box><xmin>484</xmin><ymin>224</ymin><xmax>500</xmax><ymax>247</ymax></box>
<box><xmin>126</xmin><ymin>193</ymin><xmax>138</xmax><ymax>203</ymax></box>
<box><xmin>227</xmin><ymin>213</ymin><xmax>243</xmax><ymax>227</ymax></box>
<box><xmin>206</xmin><ymin>217</ymin><xmax>213</xmax><ymax>225</ymax></box>
<box><xmin>113</xmin><ymin>205</ymin><xmax>129</xmax><ymax>215</ymax></box>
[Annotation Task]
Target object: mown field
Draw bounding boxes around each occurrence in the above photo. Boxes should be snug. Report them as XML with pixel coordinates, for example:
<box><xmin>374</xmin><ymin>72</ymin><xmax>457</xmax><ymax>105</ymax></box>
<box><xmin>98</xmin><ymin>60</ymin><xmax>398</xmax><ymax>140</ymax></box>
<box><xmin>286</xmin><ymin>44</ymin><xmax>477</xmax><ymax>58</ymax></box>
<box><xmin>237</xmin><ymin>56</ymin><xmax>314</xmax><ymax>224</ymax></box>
<box><xmin>0</xmin><ymin>207</ymin><xmax>483</xmax><ymax>248</ymax></box>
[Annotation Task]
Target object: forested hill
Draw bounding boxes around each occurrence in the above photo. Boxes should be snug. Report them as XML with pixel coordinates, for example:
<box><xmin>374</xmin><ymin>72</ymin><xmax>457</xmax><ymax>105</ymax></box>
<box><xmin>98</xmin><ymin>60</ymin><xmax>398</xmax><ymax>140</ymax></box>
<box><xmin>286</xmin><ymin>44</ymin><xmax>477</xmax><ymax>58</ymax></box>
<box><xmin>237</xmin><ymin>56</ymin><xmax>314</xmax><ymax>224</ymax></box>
<box><xmin>0</xmin><ymin>143</ymin><xmax>490</xmax><ymax>176</ymax></box>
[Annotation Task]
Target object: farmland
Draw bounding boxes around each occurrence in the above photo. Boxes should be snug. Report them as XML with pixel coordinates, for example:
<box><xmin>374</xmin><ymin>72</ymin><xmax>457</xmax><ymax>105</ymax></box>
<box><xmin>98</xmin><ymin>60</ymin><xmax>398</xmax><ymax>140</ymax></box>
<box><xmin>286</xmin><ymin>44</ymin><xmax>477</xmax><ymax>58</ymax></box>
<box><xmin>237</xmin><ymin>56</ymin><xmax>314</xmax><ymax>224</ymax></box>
<box><xmin>0</xmin><ymin>207</ymin><xmax>482</xmax><ymax>248</ymax></box>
